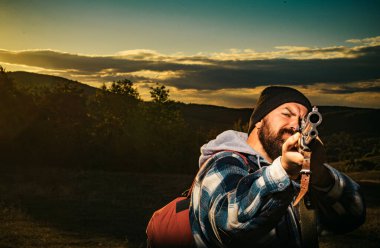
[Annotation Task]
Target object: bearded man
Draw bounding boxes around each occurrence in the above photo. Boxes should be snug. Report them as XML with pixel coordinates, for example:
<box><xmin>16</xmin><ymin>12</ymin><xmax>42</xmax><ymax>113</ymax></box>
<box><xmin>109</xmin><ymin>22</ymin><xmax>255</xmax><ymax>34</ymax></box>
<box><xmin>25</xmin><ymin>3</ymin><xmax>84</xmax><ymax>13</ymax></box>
<box><xmin>189</xmin><ymin>86</ymin><xmax>365</xmax><ymax>247</ymax></box>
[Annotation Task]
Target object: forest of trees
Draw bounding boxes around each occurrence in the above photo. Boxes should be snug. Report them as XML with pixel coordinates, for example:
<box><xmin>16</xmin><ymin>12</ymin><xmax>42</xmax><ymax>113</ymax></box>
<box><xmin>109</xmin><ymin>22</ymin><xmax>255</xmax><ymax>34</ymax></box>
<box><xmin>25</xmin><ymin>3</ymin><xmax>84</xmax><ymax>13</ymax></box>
<box><xmin>1</xmin><ymin>66</ymin><xmax>379</xmax><ymax>173</ymax></box>
<box><xmin>0</xmin><ymin>67</ymin><xmax>207</xmax><ymax>174</ymax></box>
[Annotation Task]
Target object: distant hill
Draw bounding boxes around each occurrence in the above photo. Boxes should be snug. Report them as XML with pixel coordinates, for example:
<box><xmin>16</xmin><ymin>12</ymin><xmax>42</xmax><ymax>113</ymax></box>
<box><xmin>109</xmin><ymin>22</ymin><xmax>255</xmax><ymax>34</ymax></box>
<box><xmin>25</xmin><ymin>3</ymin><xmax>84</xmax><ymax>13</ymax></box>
<box><xmin>177</xmin><ymin>103</ymin><xmax>251</xmax><ymax>131</ymax></box>
<box><xmin>178</xmin><ymin>104</ymin><xmax>380</xmax><ymax>137</ymax></box>
<box><xmin>318</xmin><ymin>106</ymin><xmax>380</xmax><ymax>137</ymax></box>
<box><xmin>8</xmin><ymin>71</ymin><xmax>96</xmax><ymax>95</ymax></box>
<box><xmin>7</xmin><ymin>70</ymin><xmax>380</xmax><ymax>137</ymax></box>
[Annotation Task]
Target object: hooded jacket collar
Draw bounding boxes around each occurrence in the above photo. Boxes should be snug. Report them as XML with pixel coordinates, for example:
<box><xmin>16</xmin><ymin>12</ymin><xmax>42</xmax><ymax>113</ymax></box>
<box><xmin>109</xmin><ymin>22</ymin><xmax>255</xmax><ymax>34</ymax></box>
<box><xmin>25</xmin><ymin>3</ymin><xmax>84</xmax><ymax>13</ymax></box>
<box><xmin>198</xmin><ymin>130</ymin><xmax>270</xmax><ymax>168</ymax></box>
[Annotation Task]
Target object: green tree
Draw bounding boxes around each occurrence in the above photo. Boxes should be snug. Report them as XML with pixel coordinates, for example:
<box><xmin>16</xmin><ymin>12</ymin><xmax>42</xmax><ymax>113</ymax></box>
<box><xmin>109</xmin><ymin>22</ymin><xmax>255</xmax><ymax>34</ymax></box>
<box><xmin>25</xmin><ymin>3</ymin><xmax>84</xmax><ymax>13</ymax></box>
<box><xmin>0</xmin><ymin>66</ymin><xmax>15</xmax><ymax>94</ymax></box>
<box><xmin>86</xmin><ymin>80</ymin><xmax>144</xmax><ymax>169</ymax></box>
<box><xmin>30</xmin><ymin>83</ymin><xmax>91</xmax><ymax>165</ymax></box>
<box><xmin>108</xmin><ymin>79</ymin><xmax>140</xmax><ymax>100</ymax></box>
<box><xmin>150</xmin><ymin>83</ymin><xmax>170</xmax><ymax>103</ymax></box>
<box><xmin>0</xmin><ymin>66</ymin><xmax>38</xmax><ymax>163</ymax></box>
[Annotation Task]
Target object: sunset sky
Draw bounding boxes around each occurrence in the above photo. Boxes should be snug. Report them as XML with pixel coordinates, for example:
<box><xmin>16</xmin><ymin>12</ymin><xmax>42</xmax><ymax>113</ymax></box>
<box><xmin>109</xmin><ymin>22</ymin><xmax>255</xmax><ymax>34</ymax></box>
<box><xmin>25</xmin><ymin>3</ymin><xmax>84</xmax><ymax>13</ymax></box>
<box><xmin>1</xmin><ymin>0</ymin><xmax>379</xmax><ymax>108</ymax></box>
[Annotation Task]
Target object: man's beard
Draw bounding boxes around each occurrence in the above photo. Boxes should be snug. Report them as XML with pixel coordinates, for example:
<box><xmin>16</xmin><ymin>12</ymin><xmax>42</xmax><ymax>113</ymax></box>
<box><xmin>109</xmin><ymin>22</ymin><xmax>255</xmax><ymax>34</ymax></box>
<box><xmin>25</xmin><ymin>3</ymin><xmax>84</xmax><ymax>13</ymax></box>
<box><xmin>258</xmin><ymin>118</ymin><xmax>295</xmax><ymax>161</ymax></box>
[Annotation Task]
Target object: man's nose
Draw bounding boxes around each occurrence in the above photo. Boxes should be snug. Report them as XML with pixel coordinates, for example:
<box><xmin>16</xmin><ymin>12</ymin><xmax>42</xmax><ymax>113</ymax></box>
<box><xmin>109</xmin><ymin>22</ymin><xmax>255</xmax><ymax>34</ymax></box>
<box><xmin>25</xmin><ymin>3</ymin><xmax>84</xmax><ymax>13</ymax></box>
<box><xmin>289</xmin><ymin>117</ymin><xmax>301</xmax><ymax>131</ymax></box>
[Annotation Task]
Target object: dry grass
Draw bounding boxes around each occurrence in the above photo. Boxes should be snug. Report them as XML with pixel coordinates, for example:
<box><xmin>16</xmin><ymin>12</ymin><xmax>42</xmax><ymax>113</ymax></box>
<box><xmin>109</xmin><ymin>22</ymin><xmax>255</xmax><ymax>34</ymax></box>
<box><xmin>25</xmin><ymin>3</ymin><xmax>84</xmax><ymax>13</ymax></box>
<box><xmin>0</xmin><ymin>203</ymin><xmax>128</xmax><ymax>248</ymax></box>
<box><xmin>0</xmin><ymin>167</ymin><xmax>378</xmax><ymax>247</ymax></box>
<box><xmin>0</xmin><ymin>167</ymin><xmax>193</xmax><ymax>248</ymax></box>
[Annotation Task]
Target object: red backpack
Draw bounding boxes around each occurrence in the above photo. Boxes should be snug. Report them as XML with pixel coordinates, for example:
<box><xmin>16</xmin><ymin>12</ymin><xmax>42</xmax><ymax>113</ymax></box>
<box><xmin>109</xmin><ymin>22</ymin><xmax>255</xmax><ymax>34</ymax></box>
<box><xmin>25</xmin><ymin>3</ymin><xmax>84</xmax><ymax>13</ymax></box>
<box><xmin>146</xmin><ymin>190</ymin><xmax>194</xmax><ymax>247</ymax></box>
<box><xmin>146</xmin><ymin>151</ymin><xmax>249</xmax><ymax>247</ymax></box>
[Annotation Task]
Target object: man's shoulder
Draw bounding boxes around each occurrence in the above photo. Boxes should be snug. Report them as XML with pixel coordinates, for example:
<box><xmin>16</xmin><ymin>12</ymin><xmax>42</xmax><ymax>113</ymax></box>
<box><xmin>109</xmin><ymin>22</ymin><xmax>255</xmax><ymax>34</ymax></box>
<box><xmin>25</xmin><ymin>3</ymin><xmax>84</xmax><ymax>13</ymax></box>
<box><xmin>207</xmin><ymin>150</ymin><xmax>250</xmax><ymax>168</ymax></box>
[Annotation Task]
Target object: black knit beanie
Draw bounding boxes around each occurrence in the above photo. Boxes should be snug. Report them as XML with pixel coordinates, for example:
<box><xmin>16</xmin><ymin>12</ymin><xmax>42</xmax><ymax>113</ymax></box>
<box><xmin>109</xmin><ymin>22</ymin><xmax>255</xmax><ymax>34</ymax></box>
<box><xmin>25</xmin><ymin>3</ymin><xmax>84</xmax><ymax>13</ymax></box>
<box><xmin>247</xmin><ymin>86</ymin><xmax>312</xmax><ymax>134</ymax></box>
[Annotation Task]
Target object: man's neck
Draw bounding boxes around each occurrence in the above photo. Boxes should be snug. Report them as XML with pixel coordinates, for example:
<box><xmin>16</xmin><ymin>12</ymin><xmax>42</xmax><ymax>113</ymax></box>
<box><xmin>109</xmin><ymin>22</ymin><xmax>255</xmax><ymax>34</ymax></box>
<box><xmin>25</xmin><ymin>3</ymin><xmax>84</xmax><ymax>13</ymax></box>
<box><xmin>246</xmin><ymin>129</ymin><xmax>273</xmax><ymax>163</ymax></box>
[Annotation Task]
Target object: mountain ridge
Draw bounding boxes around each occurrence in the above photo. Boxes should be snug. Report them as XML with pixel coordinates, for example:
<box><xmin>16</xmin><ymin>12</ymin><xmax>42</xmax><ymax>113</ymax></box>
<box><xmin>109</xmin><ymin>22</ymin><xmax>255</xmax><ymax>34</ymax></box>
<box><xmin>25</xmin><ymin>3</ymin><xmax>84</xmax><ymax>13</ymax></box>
<box><xmin>8</xmin><ymin>70</ymin><xmax>378</xmax><ymax>110</ymax></box>
<box><xmin>8</xmin><ymin>71</ymin><xmax>96</xmax><ymax>95</ymax></box>
<box><xmin>7</xmin><ymin>70</ymin><xmax>380</xmax><ymax>136</ymax></box>
<box><xmin>2</xmin><ymin>69</ymin><xmax>379</xmax><ymax>170</ymax></box>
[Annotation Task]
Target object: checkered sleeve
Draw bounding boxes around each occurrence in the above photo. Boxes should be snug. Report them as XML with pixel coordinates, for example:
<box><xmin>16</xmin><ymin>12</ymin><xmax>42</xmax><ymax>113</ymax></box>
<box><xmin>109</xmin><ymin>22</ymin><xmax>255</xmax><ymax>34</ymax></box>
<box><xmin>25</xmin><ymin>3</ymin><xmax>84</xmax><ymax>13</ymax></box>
<box><xmin>311</xmin><ymin>164</ymin><xmax>366</xmax><ymax>234</ymax></box>
<box><xmin>190</xmin><ymin>152</ymin><xmax>295</xmax><ymax>247</ymax></box>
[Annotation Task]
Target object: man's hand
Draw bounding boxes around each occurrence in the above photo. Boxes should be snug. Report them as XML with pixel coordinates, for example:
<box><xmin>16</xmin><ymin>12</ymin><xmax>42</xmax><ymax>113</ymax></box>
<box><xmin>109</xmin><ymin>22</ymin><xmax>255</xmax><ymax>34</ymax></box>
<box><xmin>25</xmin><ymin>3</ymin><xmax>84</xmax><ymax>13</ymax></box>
<box><xmin>281</xmin><ymin>132</ymin><xmax>303</xmax><ymax>179</ymax></box>
<box><xmin>281</xmin><ymin>133</ymin><xmax>334</xmax><ymax>187</ymax></box>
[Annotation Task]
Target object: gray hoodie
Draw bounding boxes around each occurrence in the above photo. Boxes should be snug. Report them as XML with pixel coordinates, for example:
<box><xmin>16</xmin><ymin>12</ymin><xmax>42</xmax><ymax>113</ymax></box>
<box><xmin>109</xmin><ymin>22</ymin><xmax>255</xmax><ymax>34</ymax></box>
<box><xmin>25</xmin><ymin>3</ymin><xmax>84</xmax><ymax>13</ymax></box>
<box><xmin>199</xmin><ymin>130</ymin><xmax>269</xmax><ymax>167</ymax></box>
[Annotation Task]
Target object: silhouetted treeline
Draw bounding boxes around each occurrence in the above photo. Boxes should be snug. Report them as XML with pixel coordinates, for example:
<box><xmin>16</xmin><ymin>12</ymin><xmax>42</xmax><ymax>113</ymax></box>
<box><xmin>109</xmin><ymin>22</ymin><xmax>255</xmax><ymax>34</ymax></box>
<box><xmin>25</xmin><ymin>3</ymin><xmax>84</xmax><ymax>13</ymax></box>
<box><xmin>0</xmin><ymin>68</ymin><xmax>204</xmax><ymax>173</ymax></box>
<box><xmin>1</xmin><ymin>67</ymin><xmax>379</xmax><ymax>173</ymax></box>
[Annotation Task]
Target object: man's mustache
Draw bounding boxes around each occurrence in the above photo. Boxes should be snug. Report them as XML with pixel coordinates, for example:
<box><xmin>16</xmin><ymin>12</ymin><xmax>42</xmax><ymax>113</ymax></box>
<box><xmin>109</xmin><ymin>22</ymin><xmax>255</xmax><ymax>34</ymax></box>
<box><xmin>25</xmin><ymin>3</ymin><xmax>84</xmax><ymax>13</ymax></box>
<box><xmin>279</xmin><ymin>128</ymin><xmax>296</xmax><ymax>137</ymax></box>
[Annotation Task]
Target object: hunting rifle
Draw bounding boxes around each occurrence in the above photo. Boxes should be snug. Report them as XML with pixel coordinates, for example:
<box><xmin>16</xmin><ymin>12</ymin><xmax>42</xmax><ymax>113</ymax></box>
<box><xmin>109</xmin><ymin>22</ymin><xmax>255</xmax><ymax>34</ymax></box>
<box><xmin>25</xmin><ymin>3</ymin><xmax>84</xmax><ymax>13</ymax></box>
<box><xmin>293</xmin><ymin>106</ymin><xmax>322</xmax><ymax>206</ymax></box>
<box><xmin>293</xmin><ymin>106</ymin><xmax>322</xmax><ymax>248</ymax></box>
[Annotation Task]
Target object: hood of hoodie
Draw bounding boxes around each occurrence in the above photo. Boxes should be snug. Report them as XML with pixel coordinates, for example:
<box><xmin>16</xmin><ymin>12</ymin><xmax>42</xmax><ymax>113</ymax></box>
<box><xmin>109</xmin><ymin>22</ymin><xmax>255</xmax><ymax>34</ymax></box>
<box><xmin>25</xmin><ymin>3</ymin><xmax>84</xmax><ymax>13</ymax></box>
<box><xmin>199</xmin><ymin>130</ymin><xmax>269</xmax><ymax>167</ymax></box>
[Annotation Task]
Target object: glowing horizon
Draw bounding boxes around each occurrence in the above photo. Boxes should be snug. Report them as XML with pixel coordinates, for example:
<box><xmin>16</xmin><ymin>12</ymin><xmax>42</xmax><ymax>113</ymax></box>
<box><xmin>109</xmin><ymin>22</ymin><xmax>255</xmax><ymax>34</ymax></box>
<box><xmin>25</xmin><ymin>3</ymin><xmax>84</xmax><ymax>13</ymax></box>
<box><xmin>1</xmin><ymin>1</ymin><xmax>379</xmax><ymax>108</ymax></box>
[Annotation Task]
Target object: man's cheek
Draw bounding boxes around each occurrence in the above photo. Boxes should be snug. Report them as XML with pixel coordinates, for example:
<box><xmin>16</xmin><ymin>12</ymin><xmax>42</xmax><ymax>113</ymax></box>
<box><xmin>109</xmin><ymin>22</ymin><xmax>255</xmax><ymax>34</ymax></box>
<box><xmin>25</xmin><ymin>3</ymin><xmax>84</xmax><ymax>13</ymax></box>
<box><xmin>282</xmin><ymin>133</ymin><xmax>291</xmax><ymax>141</ymax></box>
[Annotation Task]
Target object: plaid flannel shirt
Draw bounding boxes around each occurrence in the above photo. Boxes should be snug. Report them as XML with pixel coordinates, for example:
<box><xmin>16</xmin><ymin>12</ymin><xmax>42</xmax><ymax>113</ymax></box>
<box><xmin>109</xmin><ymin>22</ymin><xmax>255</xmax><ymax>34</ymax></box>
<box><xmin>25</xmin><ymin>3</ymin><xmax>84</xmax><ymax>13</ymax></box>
<box><xmin>189</xmin><ymin>150</ymin><xmax>365</xmax><ymax>247</ymax></box>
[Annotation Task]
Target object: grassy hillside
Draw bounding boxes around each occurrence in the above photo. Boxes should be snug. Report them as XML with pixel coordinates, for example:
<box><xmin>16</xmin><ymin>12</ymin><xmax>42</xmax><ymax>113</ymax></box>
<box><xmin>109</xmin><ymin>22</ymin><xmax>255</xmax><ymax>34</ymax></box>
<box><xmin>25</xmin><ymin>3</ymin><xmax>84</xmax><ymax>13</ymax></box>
<box><xmin>318</xmin><ymin>106</ymin><xmax>380</xmax><ymax>136</ymax></box>
<box><xmin>8</xmin><ymin>71</ymin><xmax>96</xmax><ymax>95</ymax></box>
<box><xmin>177</xmin><ymin>103</ymin><xmax>251</xmax><ymax>131</ymax></box>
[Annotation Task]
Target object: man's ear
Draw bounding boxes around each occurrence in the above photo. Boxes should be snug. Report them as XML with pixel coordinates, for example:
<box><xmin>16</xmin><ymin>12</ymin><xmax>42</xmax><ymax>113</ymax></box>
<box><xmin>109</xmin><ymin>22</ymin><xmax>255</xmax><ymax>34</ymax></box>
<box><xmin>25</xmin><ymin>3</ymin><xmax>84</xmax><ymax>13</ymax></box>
<box><xmin>255</xmin><ymin>120</ymin><xmax>263</xmax><ymax>129</ymax></box>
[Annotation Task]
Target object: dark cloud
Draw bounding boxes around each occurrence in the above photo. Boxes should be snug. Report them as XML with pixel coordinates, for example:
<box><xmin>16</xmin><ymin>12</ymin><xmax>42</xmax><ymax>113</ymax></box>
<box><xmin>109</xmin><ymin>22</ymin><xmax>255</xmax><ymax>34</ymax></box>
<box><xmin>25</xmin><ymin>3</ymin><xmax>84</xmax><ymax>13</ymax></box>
<box><xmin>282</xmin><ymin>46</ymin><xmax>350</xmax><ymax>55</ymax></box>
<box><xmin>167</xmin><ymin>46</ymin><xmax>380</xmax><ymax>89</ymax></box>
<box><xmin>0</xmin><ymin>49</ymin><xmax>204</xmax><ymax>73</ymax></box>
<box><xmin>1</xmin><ymin>45</ymin><xmax>380</xmax><ymax>90</ymax></box>
<box><xmin>319</xmin><ymin>85</ymin><xmax>380</xmax><ymax>94</ymax></box>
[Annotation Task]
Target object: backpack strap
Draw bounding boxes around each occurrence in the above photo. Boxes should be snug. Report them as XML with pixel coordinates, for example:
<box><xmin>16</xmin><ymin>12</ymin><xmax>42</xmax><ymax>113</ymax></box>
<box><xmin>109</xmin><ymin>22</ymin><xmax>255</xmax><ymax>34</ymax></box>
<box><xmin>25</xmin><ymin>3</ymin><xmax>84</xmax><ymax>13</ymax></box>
<box><xmin>176</xmin><ymin>198</ymin><xmax>192</xmax><ymax>212</ymax></box>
